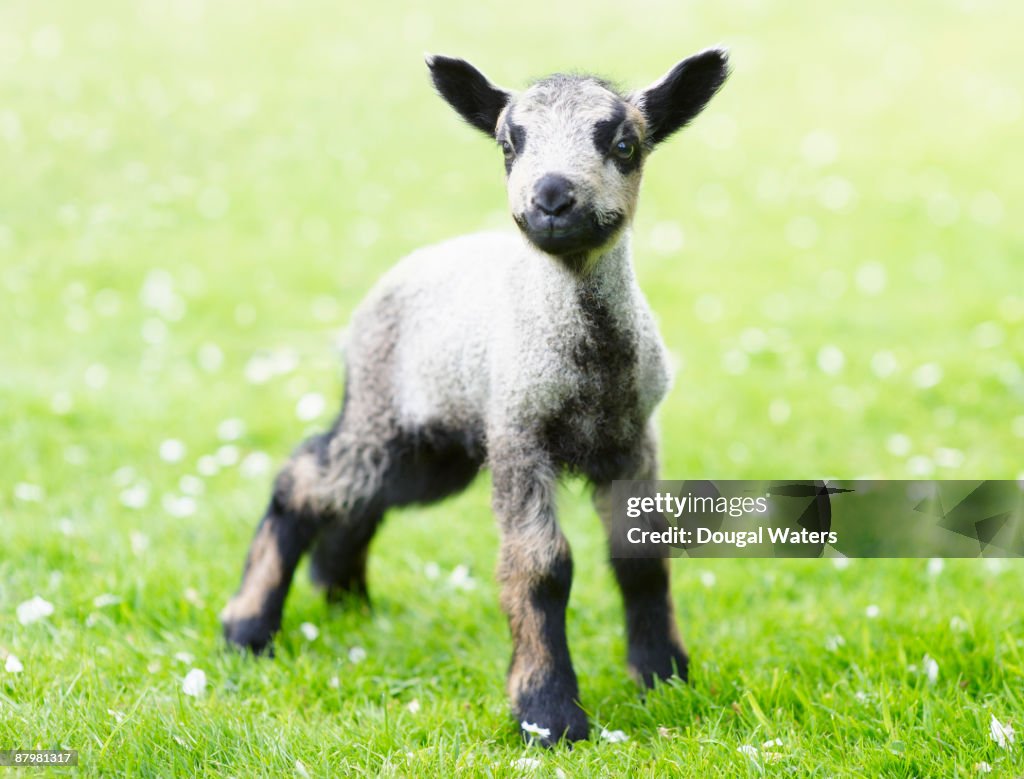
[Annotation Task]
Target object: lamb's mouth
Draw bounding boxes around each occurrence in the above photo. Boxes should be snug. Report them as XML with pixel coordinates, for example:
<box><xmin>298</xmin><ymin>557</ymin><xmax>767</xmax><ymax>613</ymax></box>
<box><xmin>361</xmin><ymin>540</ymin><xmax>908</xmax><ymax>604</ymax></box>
<box><xmin>516</xmin><ymin>210</ymin><xmax>625</xmax><ymax>257</ymax></box>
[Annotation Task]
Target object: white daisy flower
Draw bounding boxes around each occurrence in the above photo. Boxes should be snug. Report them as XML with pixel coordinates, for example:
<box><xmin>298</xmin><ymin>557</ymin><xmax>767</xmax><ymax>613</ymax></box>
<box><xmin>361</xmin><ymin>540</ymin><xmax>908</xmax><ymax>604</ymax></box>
<box><xmin>600</xmin><ymin>728</ymin><xmax>629</xmax><ymax>743</ymax></box>
<box><xmin>520</xmin><ymin>721</ymin><xmax>551</xmax><ymax>739</ymax></box>
<box><xmin>990</xmin><ymin>714</ymin><xmax>1015</xmax><ymax>749</ymax></box>
<box><xmin>119</xmin><ymin>483</ymin><xmax>150</xmax><ymax>509</ymax></box>
<box><xmin>182</xmin><ymin>668</ymin><xmax>207</xmax><ymax>697</ymax></box>
<box><xmin>824</xmin><ymin>634</ymin><xmax>845</xmax><ymax>652</ymax></box>
<box><xmin>216</xmin><ymin>418</ymin><xmax>246</xmax><ymax>441</ymax></box>
<box><xmin>348</xmin><ymin>646</ymin><xmax>367</xmax><ymax>664</ymax></box>
<box><xmin>240</xmin><ymin>451</ymin><xmax>272</xmax><ymax>479</ymax></box>
<box><xmin>14</xmin><ymin>482</ymin><xmax>44</xmax><ymax>502</ymax></box>
<box><xmin>159</xmin><ymin>439</ymin><xmax>186</xmax><ymax>463</ymax></box>
<box><xmin>17</xmin><ymin>596</ymin><xmax>55</xmax><ymax>625</ymax></box>
<box><xmin>737</xmin><ymin>744</ymin><xmax>759</xmax><ymax>760</ymax></box>
<box><xmin>449</xmin><ymin>564</ymin><xmax>476</xmax><ymax>590</ymax></box>
<box><xmin>295</xmin><ymin>392</ymin><xmax>326</xmax><ymax>422</ymax></box>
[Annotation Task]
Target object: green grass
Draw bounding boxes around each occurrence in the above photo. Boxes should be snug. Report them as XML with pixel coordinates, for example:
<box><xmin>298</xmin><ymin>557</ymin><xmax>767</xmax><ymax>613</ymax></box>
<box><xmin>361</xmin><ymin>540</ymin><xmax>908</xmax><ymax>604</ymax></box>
<box><xmin>2</xmin><ymin>0</ymin><xmax>1023</xmax><ymax>775</ymax></box>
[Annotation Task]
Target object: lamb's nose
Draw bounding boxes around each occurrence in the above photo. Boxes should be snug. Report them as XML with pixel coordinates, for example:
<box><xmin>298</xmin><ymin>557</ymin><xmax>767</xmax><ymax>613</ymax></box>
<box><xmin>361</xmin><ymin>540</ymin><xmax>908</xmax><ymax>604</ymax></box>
<box><xmin>532</xmin><ymin>174</ymin><xmax>576</xmax><ymax>216</ymax></box>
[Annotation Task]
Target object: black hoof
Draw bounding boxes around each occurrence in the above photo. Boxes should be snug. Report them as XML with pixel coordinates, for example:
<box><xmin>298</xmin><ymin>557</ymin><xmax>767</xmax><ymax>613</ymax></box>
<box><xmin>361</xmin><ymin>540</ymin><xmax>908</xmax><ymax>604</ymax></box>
<box><xmin>222</xmin><ymin>616</ymin><xmax>277</xmax><ymax>656</ymax></box>
<box><xmin>323</xmin><ymin>581</ymin><xmax>371</xmax><ymax>608</ymax></box>
<box><xmin>515</xmin><ymin>695</ymin><xmax>589</xmax><ymax>746</ymax></box>
<box><xmin>629</xmin><ymin>640</ymin><xmax>689</xmax><ymax>688</ymax></box>
<box><xmin>310</xmin><ymin>558</ymin><xmax>370</xmax><ymax>606</ymax></box>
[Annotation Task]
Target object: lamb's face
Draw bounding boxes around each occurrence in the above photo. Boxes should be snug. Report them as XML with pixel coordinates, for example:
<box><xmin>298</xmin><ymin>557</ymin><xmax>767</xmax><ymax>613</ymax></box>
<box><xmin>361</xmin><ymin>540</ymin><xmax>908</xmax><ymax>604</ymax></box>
<box><xmin>497</xmin><ymin>78</ymin><xmax>645</xmax><ymax>259</ymax></box>
<box><xmin>427</xmin><ymin>50</ymin><xmax>730</xmax><ymax>269</ymax></box>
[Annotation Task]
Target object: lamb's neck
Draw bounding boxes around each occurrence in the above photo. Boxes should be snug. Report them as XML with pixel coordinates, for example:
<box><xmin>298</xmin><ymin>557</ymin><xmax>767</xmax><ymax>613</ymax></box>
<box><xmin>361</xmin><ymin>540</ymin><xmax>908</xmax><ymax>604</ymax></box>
<box><xmin>576</xmin><ymin>230</ymin><xmax>638</xmax><ymax>303</ymax></box>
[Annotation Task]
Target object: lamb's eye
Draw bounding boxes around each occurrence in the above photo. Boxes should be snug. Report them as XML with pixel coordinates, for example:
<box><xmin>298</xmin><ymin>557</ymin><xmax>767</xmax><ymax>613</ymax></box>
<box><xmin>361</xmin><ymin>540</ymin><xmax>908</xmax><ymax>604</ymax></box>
<box><xmin>501</xmin><ymin>140</ymin><xmax>514</xmax><ymax>158</ymax></box>
<box><xmin>613</xmin><ymin>139</ymin><xmax>636</xmax><ymax>160</ymax></box>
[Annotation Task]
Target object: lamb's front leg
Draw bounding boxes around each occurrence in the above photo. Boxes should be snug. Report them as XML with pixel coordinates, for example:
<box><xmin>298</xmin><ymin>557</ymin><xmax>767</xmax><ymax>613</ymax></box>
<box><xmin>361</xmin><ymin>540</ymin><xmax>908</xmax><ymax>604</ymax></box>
<box><xmin>491</xmin><ymin>447</ymin><xmax>588</xmax><ymax>745</ymax></box>
<box><xmin>593</xmin><ymin>432</ymin><xmax>688</xmax><ymax>687</ymax></box>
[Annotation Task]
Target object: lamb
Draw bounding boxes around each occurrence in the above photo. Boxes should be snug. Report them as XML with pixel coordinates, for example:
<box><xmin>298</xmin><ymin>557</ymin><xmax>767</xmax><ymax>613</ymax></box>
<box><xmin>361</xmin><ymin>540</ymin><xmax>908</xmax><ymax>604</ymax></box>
<box><xmin>221</xmin><ymin>47</ymin><xmax>730</xmax><ymax>745</ymax></box>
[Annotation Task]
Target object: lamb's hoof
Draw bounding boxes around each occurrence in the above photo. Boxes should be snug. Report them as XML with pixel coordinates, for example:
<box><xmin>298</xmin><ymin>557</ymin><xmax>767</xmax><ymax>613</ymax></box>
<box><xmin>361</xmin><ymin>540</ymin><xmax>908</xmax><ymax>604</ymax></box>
<box><xmin>322</xmin><ymin>581</ymin><xmax>371</xmax><ymax>608</ymax></box>
<box><xmin>628</xmin><ymin>640</ymin><xmax>689</xmax><ymax>688</ymax></box>
<box><xmin>515</xmin><ymin>697</ymin><xmax>589</xmax><ymax>747</ymax></box>
<box><xmin>221</xmin><ymin>605</ymin><xmax>278</xmax><ymax>656</ymax></box>
<box><xmin>310</xmin><ymin>560</ymin><xmax>370</xmax><ymax>607</ymax></box>
<box><xmin>223</xmin><ymin>618</ymin><xmax>276</xmax><ymax>656</ymax></box>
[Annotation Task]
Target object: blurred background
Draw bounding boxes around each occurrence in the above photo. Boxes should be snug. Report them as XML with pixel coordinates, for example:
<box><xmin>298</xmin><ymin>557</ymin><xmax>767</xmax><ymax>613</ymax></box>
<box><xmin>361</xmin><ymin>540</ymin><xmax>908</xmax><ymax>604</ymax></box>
<box><xmin>2</xmin><ymin>0</ymin><xmax>1021</xmax><ymax>490</ymax></box>
<box><xmin>0</xmin><ymin>0</ymin><xmax>1022</xmax><ymax>772</ymax></box>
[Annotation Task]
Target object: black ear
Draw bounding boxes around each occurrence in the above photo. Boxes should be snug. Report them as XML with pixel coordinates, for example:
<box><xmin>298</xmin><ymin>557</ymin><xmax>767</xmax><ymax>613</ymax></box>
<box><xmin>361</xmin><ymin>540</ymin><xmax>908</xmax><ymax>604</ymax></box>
<box><xmin>426</xmin><ymin>54</ymin><xmax>511</xmax><ymax>138</ymax></box>
<box><xmin>632</xmin><ymin>47</ymin><xmax>730</xmax><ymax>147</ymax></box>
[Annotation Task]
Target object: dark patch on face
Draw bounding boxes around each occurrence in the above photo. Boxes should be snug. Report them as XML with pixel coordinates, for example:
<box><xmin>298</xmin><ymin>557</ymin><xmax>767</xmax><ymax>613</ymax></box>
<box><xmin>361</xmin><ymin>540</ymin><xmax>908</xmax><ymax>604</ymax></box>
<box><xmin>501</xmin><ymin>118</ymin><xmax>528</xmax><ymax>175</ymax></box>
<box><xmin>592</xmin><ymin>101</ymin><xmax>627</xmax><ymax>153</ymax></box>
<box><xmin>542</xmin><ymin>284</ymin><xmax>644</xmax><ymax>483</ymax></box>
<box><xmin>508</xmin><ymin>120</ymin><xmax>527</xmax><ymax>156</ymax></box>
<box><xmin>592</xmin><ymin>101</ymin><xmax>643</xmax><ymax>174</ymax></box>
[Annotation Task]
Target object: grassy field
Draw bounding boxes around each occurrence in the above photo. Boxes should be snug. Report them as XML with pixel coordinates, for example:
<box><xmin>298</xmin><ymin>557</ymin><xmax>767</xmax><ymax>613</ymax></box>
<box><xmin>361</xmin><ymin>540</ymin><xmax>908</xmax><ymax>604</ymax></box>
<box><xmin>2</xmin><ymin>0</ymin><xmax>1023</xmax><ymax>775</ymax></box>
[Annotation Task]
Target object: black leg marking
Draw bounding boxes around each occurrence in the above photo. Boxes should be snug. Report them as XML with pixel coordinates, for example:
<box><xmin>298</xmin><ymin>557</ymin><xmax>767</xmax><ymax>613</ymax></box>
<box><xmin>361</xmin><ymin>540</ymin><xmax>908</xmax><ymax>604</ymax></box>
<box><xmin>610</xmin><ymin>556</ymin><xmax>688</xmax><ymax>686</ymax></box>
<box><xmin>592</xmin><ymin>433</ymin><xmax>688</xmax><ymax>688</ymax></box>
<box><xmin>505</xmin><ymin>550</ymin><xmax>589</xmax><ymax>745</ymax></box>
<box><xmin>221</xmin><ymin>488</ymin><xmax>322</xmax><ymax>654</ymax></box>
<box><xmin>309</xmin><ymin>513</ymin><xmax>381</xmax><ymax>604</ymax></box>
<box><xmin>492</xmin><ymin>449</ymin><xmax>588</xmax><ymax>745</ymax></box>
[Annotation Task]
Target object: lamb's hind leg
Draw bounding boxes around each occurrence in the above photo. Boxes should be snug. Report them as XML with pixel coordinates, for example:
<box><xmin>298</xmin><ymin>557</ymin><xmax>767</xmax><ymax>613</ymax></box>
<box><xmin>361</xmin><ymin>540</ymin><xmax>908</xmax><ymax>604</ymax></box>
<box><xmin>310</xmin><ymin>426</ymin><xmax>482</xmax><ymax>604</ymax></box>
<box><xmin>309</xmin><ymin>512</ymin><xmax>379</xmax><ymax>604</ymax></box>
<box><xmin>221</xmin><ymin>423</ymin><xmax>389</xmax><ymax>653</ymax></box>
<box><xmin>593</xmin><ymin>431</ymin><xmax>688</xmax><ymax>687</ymax></box>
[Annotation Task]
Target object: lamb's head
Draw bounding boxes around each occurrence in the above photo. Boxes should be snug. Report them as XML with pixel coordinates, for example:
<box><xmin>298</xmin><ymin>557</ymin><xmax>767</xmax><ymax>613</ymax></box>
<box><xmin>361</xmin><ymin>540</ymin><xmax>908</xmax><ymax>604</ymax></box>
<box><xmin>427</xmin><ymin>49</ymin><xmax>730</xmax><ymax>270</ymax></box>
